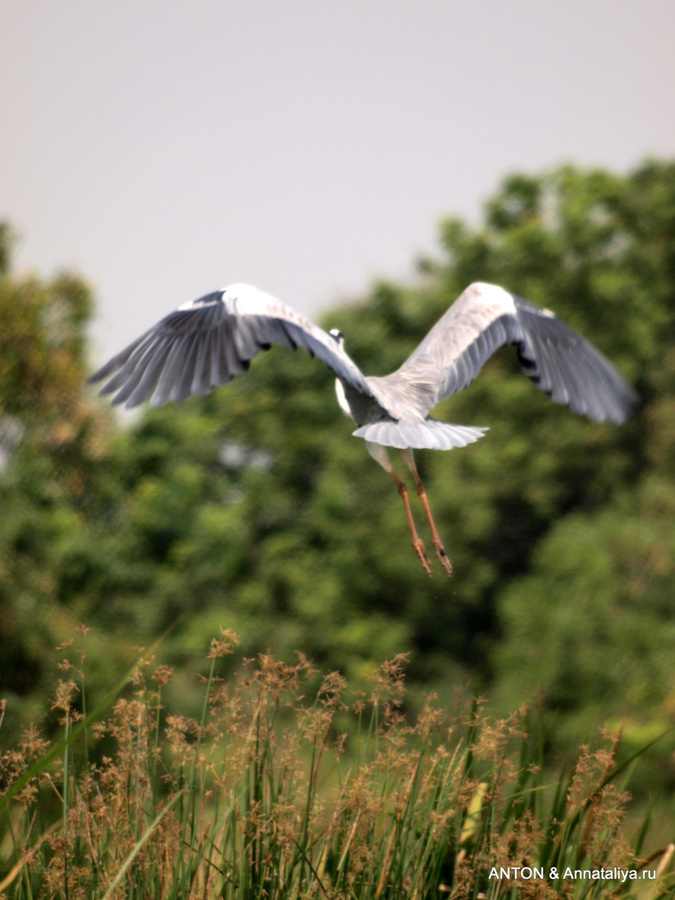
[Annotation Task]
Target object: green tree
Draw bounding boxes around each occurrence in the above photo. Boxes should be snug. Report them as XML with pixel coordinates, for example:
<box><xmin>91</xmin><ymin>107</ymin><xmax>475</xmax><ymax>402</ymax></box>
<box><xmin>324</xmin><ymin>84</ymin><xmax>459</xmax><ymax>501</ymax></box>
<box><xmin>0</xmin><ymin>224</ymin><xmax>112</xmax><ymax>730</ymax></box>
<box><xmin>2</xmin><ymin>160</ymin><xmax>674</xmax><ymax>775</ymax></box>
<box><xmin>485</xmin><ymin>164</ymin><xmax>675</xmax><ymax>778</ymax></box>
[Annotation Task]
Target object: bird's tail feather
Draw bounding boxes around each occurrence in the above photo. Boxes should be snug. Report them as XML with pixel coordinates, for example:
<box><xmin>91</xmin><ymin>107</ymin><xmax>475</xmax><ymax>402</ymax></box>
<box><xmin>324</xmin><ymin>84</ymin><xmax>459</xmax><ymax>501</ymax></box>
<box><xmin>352</xmin><ymin>419</ymin><xmax>487</xmax><ymax>450</ymax></box>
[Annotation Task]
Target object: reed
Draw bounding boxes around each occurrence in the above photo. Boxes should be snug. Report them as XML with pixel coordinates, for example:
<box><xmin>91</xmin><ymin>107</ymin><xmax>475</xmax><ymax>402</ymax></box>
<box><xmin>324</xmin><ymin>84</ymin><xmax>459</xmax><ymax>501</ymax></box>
<box><xmin>0</xmin><ymin>628</ymin><xmax>672</xmax><ymax>898</ymax></box>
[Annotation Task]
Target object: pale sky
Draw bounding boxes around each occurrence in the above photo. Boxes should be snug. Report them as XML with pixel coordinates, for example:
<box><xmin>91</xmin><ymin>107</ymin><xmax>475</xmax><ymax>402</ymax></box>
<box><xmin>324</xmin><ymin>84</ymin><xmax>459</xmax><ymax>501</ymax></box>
<box><xmin>2</xmin><ymin>1</ymin><xmax>675</xmax><ymax>365</ymax></box>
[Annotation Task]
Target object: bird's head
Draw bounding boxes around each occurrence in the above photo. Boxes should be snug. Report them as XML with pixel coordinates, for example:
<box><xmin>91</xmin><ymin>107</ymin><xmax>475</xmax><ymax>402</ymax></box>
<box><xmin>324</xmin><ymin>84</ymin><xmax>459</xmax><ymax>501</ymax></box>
<box><xmin>329</xmin><ymin>328</ymin><xmax>344</xmax><ymax>349</ymax></box>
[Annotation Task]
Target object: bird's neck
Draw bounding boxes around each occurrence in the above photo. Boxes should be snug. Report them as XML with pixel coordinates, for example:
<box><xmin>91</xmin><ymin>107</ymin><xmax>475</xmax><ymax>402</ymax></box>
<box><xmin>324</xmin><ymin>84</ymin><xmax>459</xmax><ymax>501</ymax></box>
<box><xmin>334</xmin><ymin>378</ymin><xmax>355</xmax><ymax>421</ymax></box>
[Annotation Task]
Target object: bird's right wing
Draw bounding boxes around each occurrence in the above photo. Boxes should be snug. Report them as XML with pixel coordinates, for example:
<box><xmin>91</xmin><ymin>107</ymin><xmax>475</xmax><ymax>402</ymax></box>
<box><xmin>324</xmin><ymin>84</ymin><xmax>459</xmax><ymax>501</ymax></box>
<box><xmin>89</xmin><ymin>283</ymin><xmax>374</xmax><ymax>408</ymax></box>
<box><xmin>377</xmin><ymin>282</ymin><xmax>639</xmax><ymax>425</ymax></box>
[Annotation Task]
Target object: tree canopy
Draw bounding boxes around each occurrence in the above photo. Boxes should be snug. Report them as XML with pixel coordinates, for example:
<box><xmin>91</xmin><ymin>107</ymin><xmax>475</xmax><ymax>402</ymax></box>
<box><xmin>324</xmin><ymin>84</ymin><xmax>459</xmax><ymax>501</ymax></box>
<box><xmin>1</xmin><ymin>160</ymin><xmax>674</xmax><ymax>794</ymax></box>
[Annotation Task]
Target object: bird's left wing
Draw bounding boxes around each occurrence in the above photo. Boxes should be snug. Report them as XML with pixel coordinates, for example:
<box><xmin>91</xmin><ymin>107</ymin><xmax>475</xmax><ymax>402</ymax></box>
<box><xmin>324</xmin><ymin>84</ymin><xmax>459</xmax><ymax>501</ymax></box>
<box><xmin>377</xmin><ymin>282</ymin><xmax>638</xmax><ymax>425</ymax></box>
<box><xmin>89</xmin><ymin>283</ymin><xmax>373</xmax><ymax>408</ymax></box>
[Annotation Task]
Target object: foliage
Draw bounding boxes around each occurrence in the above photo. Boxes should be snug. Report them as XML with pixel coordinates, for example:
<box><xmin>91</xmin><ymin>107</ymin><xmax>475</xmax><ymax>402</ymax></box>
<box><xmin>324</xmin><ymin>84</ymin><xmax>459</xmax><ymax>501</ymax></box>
<box><xmin>1</xmin><ymin>159</ymin><xmax>675</xmax><ymax>813</ymax></box>
<box><xmin>0</xmin><ymin>233</ymin><xmax>113</xmax><ymax>732</ymax></box>
<box><xmin>1</xmin><ymin>635</ymin><xmax>673</xmax><ymax>899</ymax></box>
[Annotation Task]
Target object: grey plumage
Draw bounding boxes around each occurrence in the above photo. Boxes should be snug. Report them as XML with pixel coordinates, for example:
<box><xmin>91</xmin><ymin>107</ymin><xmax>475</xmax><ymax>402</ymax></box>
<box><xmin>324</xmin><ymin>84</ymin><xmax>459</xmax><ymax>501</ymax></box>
<box><xmin>90</xmin><ymin>281</ymin><xmax>638</xmax><ymax>441</ymax></box>
<box><xmin>349</xmin><ymin>282</ymin><xmax>639</xmax><ymax>446</ymax></box>
<box><xmin>90</xmin><ymin>280</ymin><xmax>638</xmax><ymax>575</ymax></box>
<box><xmin>90</xmin><ymin>286</ymin><xmax>374</xmax><ymax>410</ymax></box>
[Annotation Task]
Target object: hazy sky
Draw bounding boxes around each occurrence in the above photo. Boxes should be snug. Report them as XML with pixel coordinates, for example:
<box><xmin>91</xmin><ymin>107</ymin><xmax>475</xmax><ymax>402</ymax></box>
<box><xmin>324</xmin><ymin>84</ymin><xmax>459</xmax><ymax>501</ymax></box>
<box><xmin>3</xmin><ymin>1</ymin><xmax>675</xmax><ymax>365</ymax></box>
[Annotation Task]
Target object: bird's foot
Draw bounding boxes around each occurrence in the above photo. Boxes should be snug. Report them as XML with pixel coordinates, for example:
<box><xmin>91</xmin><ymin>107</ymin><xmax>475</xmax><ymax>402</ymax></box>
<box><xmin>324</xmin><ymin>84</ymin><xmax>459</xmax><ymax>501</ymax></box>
<box><xmin>432</xmin><ymin>540</ymin><xmax>453</xmax><ymax>577</ymax></box>
<box><xmin>412</xmin><ymin>538</ymin><xmax>433</xmax><ymax>577</ymax></box>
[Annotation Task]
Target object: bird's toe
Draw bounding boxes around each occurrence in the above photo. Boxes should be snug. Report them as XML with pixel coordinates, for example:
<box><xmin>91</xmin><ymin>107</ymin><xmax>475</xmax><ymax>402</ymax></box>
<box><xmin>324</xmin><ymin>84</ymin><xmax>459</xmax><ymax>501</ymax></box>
<box><xmin>412</xmin><ymin>538</ymin><xmax>433</xmax><ymax>577</ymax></box>
<box><xmin>433</xmin><ymin>541</ymin><xmax>453</xmax><ymax>577</ymax></box>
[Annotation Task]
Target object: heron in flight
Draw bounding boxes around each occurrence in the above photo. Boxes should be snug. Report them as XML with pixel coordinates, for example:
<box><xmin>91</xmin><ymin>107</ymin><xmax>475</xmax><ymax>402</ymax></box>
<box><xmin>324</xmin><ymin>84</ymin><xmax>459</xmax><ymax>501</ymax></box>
<box><xmin>90</xmin><ymin>282</ymin><xmax>638</xmax><ymax>576</ymax></box>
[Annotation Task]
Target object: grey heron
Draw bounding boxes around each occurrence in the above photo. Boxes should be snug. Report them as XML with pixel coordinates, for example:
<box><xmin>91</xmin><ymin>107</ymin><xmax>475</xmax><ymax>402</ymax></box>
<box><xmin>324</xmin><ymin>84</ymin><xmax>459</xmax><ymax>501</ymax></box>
<box><xmin>89</xmin><ymin>282</ymin><xmax>639</xmax><ymax>576</ymax></box>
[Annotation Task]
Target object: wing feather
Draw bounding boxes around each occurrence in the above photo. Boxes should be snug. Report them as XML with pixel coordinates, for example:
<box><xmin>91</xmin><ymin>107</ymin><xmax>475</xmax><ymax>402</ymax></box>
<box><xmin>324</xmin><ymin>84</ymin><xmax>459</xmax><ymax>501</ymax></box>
<box><xmin>371</xmin><ymin>282</ymin><xmax>638</xmax><ymax>425</ymax></box>
<box><xmin>89</xmin><ymin>284</ymin><xmax>374</xmax><ymax>409</ymax></box>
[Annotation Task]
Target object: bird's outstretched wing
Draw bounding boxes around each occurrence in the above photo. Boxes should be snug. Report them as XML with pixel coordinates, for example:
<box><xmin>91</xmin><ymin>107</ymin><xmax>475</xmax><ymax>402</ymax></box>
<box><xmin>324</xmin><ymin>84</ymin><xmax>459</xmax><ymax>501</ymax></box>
<box><xmin>374</xmin><ymin>282</ymin><xmax>639</xmax><ymax>425</ymax></box>
<box><xmin>89</xmin><ymin>283</ymin><xmax>374</xmax><ymax>409</ymax></box>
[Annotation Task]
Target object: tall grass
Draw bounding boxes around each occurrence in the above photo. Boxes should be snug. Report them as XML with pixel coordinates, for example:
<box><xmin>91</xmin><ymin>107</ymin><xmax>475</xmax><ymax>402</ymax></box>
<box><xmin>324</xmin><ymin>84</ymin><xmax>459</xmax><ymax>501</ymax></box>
<box><xmin>0</xmin><ymin>628</ymin><xmax>673</xmax><ymax>898</ymax></box>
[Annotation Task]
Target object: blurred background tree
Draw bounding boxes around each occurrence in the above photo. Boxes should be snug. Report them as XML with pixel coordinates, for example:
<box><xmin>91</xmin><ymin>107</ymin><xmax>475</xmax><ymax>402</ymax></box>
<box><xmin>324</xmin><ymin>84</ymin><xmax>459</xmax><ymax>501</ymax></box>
<box><xmin>1</xmin><ymin>160</ymin><xmax>673</xmax><ymax>800</ymax></box>
<box><xmin>0</xmin><ymin>223</ymin><xmax>111</xmax><ymax>726</ymax></box>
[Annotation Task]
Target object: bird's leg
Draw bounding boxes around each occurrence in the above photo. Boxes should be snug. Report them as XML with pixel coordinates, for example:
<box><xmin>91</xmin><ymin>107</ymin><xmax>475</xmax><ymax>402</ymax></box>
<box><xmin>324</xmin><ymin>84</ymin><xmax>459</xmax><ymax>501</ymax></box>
<box><xmin>392</xmin><ymin>475</ymin><xmax>433</xmax><ymax>577</ymax></box>
<box><xmin>366</xmin><ymin>441</ymin><xmax>432</xmax><ymax>576</ymax></box>
<box><xmin>400</xmin><ymin>449</ymin><xmax>453</xmax><ymax>577</ymax></box>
